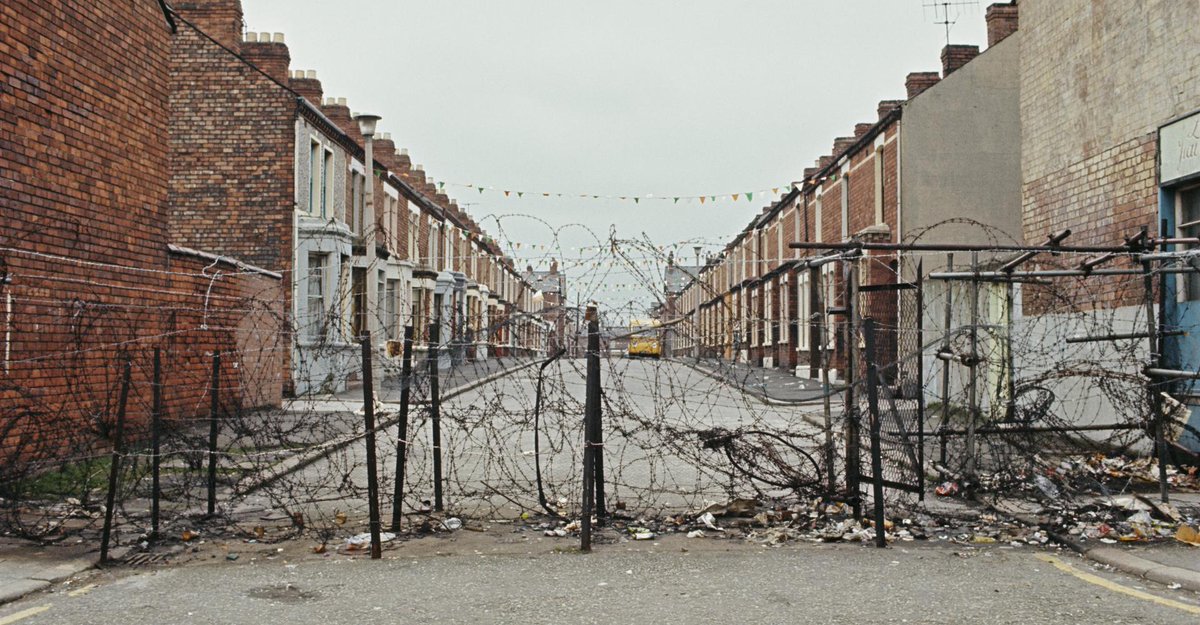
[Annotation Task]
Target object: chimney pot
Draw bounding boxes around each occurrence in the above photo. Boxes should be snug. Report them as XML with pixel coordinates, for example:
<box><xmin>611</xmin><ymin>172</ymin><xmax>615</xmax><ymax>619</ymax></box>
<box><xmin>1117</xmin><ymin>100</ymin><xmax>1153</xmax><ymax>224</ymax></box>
<box><xmin>273</xmin><ymin>32</ymin><xmax>285</xmax><ymax>43</ymax></box>
<box><xmin>337</xmin><ymin>97</ymin><xmax>347</xmax><ymax>106</ymax></box>
<box><xmin>244</xmin><ymin>31</ymin><xmax>257</xmax><ymax>42</ymax></box>
<box><xmin>306</xmin><ymin>69</ymin><xmax>317</xmax><ymax>79</ymax></box>
<box><xmin>401</xmin><ymin>148</ymin><xmax>409</xmax><ymax>156</ymax></box>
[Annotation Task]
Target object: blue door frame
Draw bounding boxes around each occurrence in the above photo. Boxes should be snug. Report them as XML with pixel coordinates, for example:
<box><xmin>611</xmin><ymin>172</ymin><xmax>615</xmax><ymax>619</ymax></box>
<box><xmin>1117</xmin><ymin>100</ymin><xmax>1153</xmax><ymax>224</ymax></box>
<box><xmin>1159</xmin><ymin>187</ymin><xmax>1200</xmax><ymax>452</ymax></box>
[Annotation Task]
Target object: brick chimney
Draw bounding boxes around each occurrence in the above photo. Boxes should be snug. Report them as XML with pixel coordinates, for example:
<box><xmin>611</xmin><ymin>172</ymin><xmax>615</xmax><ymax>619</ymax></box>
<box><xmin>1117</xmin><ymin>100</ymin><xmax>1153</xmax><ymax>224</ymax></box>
<box><xmin>174</xmin><ymin>0</ymin><xmax>244</xmax><ymax>52</ymax></box>
<box><xmin>877</xmin><ymin>99</ymin><xmax>904</xmax><ymax>120</ymax></box>
<box><xmin>941</xmin><ymin>44</ymin><xmax>980</xmax><ymax>77</ymax></box>
<box><xmin>410</xmin><ymin>164</ymin><xmax>427</xmax><ymax>186</ymax></box>
<box><xmin>986</xmin><ymin>3</ymin><xmax>1019</xmax><ymax>48</ymax></box>
<box><xmin>818</xmin><ymin>155</ymin><xmax>833</xmax><ymax>170</ymax></box>
<box><xmin>242</xmin><ymin>32</ymin><xmax>290</xmax><ymax>84</ymax></box>
<box><xmin>320</xmin><ymin>97</ymin><xmax>356</xmax><ymax>136</ymax></box>
<box><xmin>289</xmin><ymin>69</ymin><xmax>323</xmax><ymax>107</ymax></box>
<box><xmin>905</xmin><ymin>72</ymin><xmax>941</xmax><ymax>99</ymax></box>
<box><xmin>373</xmin><ymin>132</ymin><xmax>397</xmax><ymax>170</ymax></box>
<box><xmin>395</xmin><ymin>148</ymin><xmax>412</xmax><ymax>172</ymax></box>
<box><xmin>853</xmin><ymin>122</ymin><xmax>873</xmax><ymax>139</ymax></box>
<box><xmin>803</xmin><ymin>167</ymin><xmax>819</xmax><ymax>180</ymax></box>
<box><xmin>832</xmin><ymin>136</ymin><xmax>856</xmax><ymax>158</ymax></box>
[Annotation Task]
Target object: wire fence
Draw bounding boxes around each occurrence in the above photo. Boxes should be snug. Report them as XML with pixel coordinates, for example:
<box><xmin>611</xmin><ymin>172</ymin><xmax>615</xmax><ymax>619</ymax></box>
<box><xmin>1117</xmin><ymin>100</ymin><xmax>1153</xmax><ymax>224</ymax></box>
<box><xmin>2</xmin><ymin>221</ymin><xmax>1198</xmax><ymax>556</ymax></box>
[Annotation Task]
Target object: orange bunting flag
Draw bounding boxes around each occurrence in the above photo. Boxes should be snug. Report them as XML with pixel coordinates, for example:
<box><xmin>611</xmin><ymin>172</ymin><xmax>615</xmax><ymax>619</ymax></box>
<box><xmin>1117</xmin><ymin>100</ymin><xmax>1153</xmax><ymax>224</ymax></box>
<box><xmin>732</xmin><ymin>194</ymin><xmax>739</xmax><ymax>201</ymax></box>
<box><xmin>504</xmin><ymin>190</ymin><xmax>510</xmax><ymax>197</ymax></box>
<box><xmin>772</xmin><ymin>187</ymin><xmax>779</xmax><ymax>194</ymax></box>
<box><xmin>700</xmin><ymin>197</ymin><xmax>706</xmax><ymax>204</ymax></box>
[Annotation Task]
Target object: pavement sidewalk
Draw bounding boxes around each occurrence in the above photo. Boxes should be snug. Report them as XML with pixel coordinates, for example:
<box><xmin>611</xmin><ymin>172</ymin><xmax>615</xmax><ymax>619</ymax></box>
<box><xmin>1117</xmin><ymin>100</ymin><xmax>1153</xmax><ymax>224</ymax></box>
<box><xmin>1052</xmin><ymin>491</ymin><xmax>1200</xmax><ymax>592</ymax></box>
<box><xmin>0</xmin><ymin>541</ymin><xmax>94</xmax><ymax>605</ymax></box>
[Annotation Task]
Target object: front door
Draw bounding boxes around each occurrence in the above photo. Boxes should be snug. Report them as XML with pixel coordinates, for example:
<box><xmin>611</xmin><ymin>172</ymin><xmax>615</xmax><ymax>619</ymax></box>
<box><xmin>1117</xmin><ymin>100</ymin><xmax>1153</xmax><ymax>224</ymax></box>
<box><xmin>1166</xmin><ymin>184</ymin><xmax>1200</xmax><ymax>451</ymax></box>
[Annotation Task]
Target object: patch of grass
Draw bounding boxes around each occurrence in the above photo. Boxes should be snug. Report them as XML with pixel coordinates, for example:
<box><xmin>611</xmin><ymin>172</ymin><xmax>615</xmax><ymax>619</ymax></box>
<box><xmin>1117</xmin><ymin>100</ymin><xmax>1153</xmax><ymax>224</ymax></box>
<box><xmin>11</xmin><ymin>458</ymin><xmax>113</xmax><ymax>499</ymax></box>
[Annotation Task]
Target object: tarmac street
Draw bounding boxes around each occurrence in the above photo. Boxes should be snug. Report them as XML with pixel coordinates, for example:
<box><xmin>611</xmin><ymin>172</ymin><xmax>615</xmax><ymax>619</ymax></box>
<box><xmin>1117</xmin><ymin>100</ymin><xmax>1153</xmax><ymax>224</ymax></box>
<box><xmin>1</xmin><ymin>540</ymin><xmax>1199</xmax><ymax>625</ymax></box>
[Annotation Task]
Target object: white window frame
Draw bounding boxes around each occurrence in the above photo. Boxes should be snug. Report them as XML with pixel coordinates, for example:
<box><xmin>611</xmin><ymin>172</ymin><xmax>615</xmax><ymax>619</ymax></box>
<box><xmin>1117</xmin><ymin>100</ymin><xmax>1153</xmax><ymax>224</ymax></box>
<box><xmin>797</xmin><ymin>272</ymin><xmax>811</xmax><ymax>351</ymax></box>
<box><xmin>307</xmin><ymin>252</ymin><xmax>327</xmax><ymax>341</ymax></box>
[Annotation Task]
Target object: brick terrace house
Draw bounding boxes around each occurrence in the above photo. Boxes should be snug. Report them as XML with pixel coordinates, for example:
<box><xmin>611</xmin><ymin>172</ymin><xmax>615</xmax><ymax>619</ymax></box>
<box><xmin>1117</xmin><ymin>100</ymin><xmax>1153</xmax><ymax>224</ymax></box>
<box><xmin>522</xmin><ymin>259</ymin><xmax>568</xmax><ymax>354</ymax></box>
<box><xmin>677</xmin><ymin>2</ymin><xmax>1023</xmax><ymax>384</ymax></box>
<box><xmin>169</xmin><ymin>0</ymin><xmax>541</xmax><ymax>393</ymax></box>
<box><xmin>2</xmin><ymin>0</ymin><xmax>284</xmax><ymax>464</ymax></box>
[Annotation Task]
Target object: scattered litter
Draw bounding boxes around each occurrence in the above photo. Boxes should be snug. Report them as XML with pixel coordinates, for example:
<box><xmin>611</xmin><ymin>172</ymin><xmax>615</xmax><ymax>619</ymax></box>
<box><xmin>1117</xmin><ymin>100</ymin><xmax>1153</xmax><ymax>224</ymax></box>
<box><xmin>698</xmin><ymin>512</ymin><xmax>724</xmax><ymax>532</ymax></box>
<box><xmin>686</xmin><ymin>530</ymin><xmax>706</xmax><ymax>538</ymax></box>
<box><xmin>346</xmin><ymin>532</ymin><xmax>396</xmax><ymax>548</ymax></box>
<box><xmin>444</xmin><ymin>518</ymin><xmax>463</xmax><ymax>531</ymax></box>
<box><xmin>935</xmin><ymin>481</ymin><xmax>959</xmax><ymax>497</ymax></box>
<box><xmin>1176</xmin><ymin>524</ymin><xmax>1200</xmax><ymax>547</ymax></box>
<box><xmin>1034</xmin><ymin>475</ymin><xmax>1060</xmax><ymax>500</ymax></box>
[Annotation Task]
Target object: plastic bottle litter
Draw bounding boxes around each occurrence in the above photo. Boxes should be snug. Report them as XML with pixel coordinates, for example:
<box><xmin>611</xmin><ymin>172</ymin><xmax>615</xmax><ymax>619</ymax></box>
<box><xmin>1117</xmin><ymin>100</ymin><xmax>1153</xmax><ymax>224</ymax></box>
<box><xmin>444</xmin><ymin>517</ymin><xmax>463</xmax><ymax>531</ymax></box>
<box><xmin>1034</xmin><ymin>475</ymin><xmax>1060</xmax><ymax>499</ymax></box>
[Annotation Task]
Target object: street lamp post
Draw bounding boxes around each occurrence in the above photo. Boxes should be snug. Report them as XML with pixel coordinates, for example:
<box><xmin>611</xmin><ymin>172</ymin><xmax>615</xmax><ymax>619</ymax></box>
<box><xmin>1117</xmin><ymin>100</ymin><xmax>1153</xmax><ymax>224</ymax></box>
<box><xmin>353</xmin><ymin>113</ymin><xmax>382</xmax><ymax>340</ymax></box>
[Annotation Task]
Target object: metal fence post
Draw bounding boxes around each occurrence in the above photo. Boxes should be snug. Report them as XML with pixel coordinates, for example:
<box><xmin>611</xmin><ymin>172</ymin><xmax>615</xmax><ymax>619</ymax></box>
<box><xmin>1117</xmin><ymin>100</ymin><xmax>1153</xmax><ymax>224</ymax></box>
<box><xmin>151</xmin><ymin>347</ymin><xmax>162</xmax><ymax>539</ymax></box>
<box><xmin>580</xmin><ymin>305</ymin><xmax>599</xmax><ymax>552</ymax></box>
<box><xmin>100</xmin><ymin>356</ymin><xmax>132</xmax><ymax>565</ymax></box>
<box><xmin>845</xmin><ymin>258</ymin><xmax>862</xmax><ymax>520</ymax></box>
<box><xmin>938</xmin><ymin>254</ymin><xmax>954</xmax><ymax>476</ymax></box>
<box><xmin>360</xmin><ymin>332</ymin><xmax>382</xmax><ymax>559</ymax></box>
<box><xmin>862</xmin><ymin>319</ymin><xmax>887</xmax><ymax>549</ymax></box>
<box><xmin>428</xmin><ymin>321</ymin><xmax>444</xmax><ymax>512</ymax></box>
<box><xmin>964</xmin><ymin>251</ymin><xmax>980</xmax><ymax>496</ymax></box>
<box><xmin>1141</xmin><ymin>224</ymin><xmax>1170</xmax><ymax>503</ymax></box>
<box><xmin>390</xmin><ymin>325</ymin><xmax>414</xmax><ymax>532</ymax></box>
<box><xmin>206</xmin><ymin>351</ymin><xmax>220</xmax><ymax>517</ymax></box>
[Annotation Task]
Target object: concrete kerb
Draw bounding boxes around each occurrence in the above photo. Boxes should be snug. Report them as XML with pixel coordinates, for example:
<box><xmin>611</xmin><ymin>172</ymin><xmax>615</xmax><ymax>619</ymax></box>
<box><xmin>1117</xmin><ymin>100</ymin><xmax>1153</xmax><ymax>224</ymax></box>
<box><xmin>1048</xmin><ymin>529</ymin><xmax>1200</xmax><ymax>593</ymax></box>
<box><xmin>0</xmin><ymin>557</ymin><xmax>94</xmax><ymax>605</ymax></box>
<box><xmin>239</xmin><ymin>358</ymin><xmax>542</xmax><ymax>496</ymax></box>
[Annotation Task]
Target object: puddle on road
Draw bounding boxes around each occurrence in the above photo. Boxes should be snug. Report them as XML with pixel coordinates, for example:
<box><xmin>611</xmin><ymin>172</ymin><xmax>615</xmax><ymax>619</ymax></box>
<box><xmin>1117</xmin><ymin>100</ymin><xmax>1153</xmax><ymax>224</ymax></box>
<box><xmin>246</xmin><ymin>583</ymin><xmax>320</xmax><ymax>603</ymax></box>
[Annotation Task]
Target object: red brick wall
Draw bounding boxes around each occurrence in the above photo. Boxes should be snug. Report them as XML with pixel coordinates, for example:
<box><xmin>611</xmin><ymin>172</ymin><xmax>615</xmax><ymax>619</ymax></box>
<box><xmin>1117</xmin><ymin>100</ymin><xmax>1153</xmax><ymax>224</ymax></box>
<box><xmin>1</xmin><ymin>0</ymin><xmax>282</xmax><ymax>470</ymax></box>
<box><xmin>1</xmin><ymin>2</ymin><xmax>288</xmax><ymax>475</ymax></box>
<box><xmin>1</xmin><ymin>0</ymin><xmax>173</xmax><ymax>459</ymax></box>
<box><xmin>168</xmin><ymin>16</ymin><xmax>296</xmax><ymax>274</ymax></box>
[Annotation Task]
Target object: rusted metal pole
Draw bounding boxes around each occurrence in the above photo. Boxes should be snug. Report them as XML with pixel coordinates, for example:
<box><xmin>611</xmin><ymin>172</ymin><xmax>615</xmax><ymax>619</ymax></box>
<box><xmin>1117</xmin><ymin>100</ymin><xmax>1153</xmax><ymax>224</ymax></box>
<box><xmin>100</xmin><ymin>356</ymin><xmax>132</xmax><ymax>565</ymax></box>
<box><xmin>206</xmin><ymin>351</ymin><xmax>220</xmax><ymax>517</ymax></box>
<box><xmin>862</xmin><ymin>320</ymin><xmax>887</xmax><ymax>549</ymax></box>
<box><xmin>390</xmin><ymin>325</ymin><xmax>414</xmax><ymax>532</ymax></box>
<box><xmin>938</xmin><ymin>255</ymin><xmax>953</xmax><ymax>478</ymax></box>
<box><xmin>580</xmin><ymin>305</ymin><xmax>599</xmax><ymax>552</ymax></box>
<box><xmin>150</xmin><ymin>347</ymin><xmax>162</xmax><ymax>539</ymax></box>
<box><xmin>360</xmin><ymin>332</ymin><xmax>382</xmax><ymax>559</ymax></box>
<box><xmin>428</xmin><ymin>321</ymin><xmax>444</xmax><ymax>512</ymax></box>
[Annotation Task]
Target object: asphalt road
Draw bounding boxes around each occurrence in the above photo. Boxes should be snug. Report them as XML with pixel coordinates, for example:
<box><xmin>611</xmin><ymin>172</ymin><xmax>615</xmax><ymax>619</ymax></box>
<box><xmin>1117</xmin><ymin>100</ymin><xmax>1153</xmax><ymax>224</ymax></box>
<box><xmin>274</xmin><ymin>357</ymin><xmax>829</xmax><ymax>523</ymax></box>
<box><xmin>3</xmin><ymin>541</ymin><xmax>1199</xmax><ymax>624</ymax></box>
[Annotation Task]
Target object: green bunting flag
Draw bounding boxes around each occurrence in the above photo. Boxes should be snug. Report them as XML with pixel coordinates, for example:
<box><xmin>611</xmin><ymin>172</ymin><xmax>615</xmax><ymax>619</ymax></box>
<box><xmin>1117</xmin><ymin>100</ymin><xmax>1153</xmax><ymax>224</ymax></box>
<box><xmin>673</xmin><ymin>197</ymin><xmax>680</xmax><ymax>204</ymax></box>
<box><xmin>747</xmin><ymin>192</ymin><xmax>753</xmax><ymax>202</ymax></box>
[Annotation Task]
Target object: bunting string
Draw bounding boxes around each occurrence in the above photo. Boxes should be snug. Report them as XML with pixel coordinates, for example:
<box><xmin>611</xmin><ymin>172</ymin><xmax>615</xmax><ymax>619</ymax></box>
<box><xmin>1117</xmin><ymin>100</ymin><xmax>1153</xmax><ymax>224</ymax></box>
<box><xmin>435</xmin><ymin>181</ymin><xmax>796</xmax><ymax>204</ymax></box>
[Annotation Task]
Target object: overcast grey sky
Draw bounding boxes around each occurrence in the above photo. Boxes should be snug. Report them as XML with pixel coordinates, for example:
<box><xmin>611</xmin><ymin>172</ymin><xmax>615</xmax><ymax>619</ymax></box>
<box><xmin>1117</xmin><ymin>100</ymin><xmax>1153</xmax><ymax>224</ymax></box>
<box><xmin>242</xmin><ymin>0</ymin><xmax>988</xmax><ymax>312</ymax></box>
